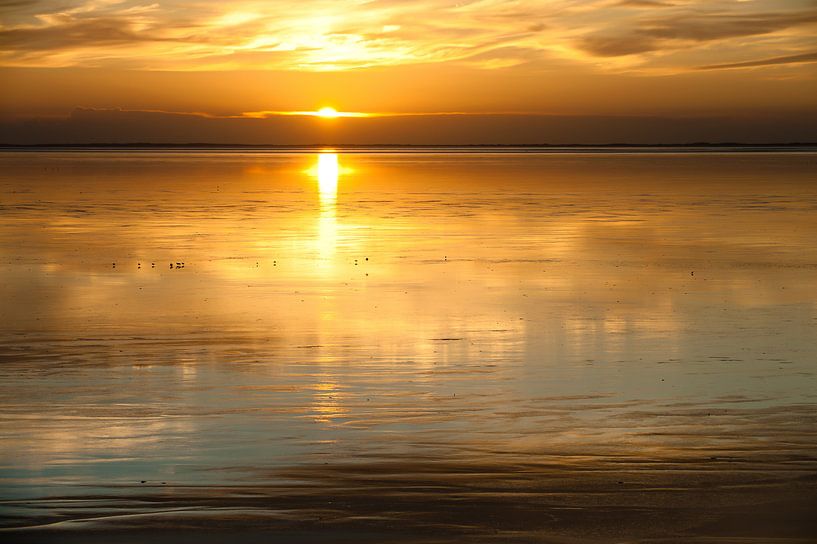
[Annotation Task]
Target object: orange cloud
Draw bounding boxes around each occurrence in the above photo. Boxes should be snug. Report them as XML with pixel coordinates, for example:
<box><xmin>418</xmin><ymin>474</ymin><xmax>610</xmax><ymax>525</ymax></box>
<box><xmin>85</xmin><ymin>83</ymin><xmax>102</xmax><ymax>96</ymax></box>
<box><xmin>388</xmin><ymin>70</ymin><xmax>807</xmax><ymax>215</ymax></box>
<box><xmin>0</xmin><ymin>0</ymin><xmax>815</xmax><ymax>74</ymax></box>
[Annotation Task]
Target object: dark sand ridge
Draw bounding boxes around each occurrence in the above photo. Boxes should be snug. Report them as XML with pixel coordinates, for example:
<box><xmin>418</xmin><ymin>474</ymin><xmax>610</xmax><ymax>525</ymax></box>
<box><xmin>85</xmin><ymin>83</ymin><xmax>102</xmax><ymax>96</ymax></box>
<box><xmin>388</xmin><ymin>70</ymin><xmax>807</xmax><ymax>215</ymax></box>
<box><xmin>2</xmin><ymin>454</ymin><xmax>815</xmax><ymax>543</ymax></box>
<box><xmin>3</xmin><ymin>401</ymin><xmax>816</xmax><ymax>543</ymax></box>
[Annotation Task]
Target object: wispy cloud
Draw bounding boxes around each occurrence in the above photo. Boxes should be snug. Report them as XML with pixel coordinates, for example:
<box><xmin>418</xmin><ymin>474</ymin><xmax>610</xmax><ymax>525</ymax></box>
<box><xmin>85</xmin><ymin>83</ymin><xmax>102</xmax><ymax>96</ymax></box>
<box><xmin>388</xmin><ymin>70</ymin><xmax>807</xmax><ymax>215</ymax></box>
<box><xmin>700</xmin><ymin>50</ymin><xmax>817</xmax><ymax>70</ymax></box>
<box><xmin>612</xmin><ymin>1</ymin><xmax>676</xmax><ymax>7</ymax></box>
<box><xmin>577</xmin><ymin>5</ymin><xmax>817</xmax><ymax>58</ymax></box>
<box><xmin>1</xmin><ymin>0</ymin><xmax>816</xmax><ymax>73</ymax></box>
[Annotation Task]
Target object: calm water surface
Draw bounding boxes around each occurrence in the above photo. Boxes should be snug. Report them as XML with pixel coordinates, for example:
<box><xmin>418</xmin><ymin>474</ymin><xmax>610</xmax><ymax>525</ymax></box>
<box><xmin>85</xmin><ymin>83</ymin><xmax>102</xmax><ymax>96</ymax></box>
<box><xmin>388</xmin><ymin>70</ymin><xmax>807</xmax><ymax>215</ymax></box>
<box><xmin>1</xmin><ymin>151</ymin><xmax>816</xmax><ymax>542</ymax></box>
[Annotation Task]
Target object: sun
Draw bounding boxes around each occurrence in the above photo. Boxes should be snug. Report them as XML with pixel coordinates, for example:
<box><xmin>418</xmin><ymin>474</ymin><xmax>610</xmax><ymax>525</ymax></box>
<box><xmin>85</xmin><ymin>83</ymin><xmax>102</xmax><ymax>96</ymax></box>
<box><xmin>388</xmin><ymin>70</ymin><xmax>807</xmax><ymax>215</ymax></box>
<box><xmin>255</xmin><ymin>107</ymin><xmax>370</xmax><ymax>118</ymax></box>
<box><xmin>316</xmin><ymin>107</ymin><xmax>339</xmax><ymax>118</ymax></box>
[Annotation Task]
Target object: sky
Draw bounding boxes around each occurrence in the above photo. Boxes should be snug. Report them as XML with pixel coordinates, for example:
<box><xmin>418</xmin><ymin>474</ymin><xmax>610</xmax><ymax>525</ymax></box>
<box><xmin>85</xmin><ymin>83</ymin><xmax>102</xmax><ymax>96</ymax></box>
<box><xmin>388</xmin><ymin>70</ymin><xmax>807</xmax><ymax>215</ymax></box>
<box><xmin>1</xmin><ymin>0</ymin><xmax>816</xmax><ymax>143</ymax></box>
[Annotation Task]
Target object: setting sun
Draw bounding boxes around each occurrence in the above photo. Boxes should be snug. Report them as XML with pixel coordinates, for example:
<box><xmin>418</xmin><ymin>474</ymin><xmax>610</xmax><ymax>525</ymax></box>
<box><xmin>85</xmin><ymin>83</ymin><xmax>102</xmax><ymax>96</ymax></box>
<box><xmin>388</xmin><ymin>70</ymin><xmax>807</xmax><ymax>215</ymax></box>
<box><xmin>317</xmin><ymin>107</ymin><xmax>339</xmax><ymax>119</ymax></box>
<box><xmin>305</xmin><ymin>107</ymin><xmax>371</xmax><ymax>118</ymax></box>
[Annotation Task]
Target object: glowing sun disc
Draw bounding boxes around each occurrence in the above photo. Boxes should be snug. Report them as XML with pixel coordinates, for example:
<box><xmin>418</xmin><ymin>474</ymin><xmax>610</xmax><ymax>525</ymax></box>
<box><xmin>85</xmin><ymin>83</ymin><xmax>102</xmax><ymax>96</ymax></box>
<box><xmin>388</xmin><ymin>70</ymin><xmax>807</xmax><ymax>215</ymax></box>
<box><xmin>317</xmin><ymin>107</ymin><xmax>339</xmax><ymax>118</ymax></box>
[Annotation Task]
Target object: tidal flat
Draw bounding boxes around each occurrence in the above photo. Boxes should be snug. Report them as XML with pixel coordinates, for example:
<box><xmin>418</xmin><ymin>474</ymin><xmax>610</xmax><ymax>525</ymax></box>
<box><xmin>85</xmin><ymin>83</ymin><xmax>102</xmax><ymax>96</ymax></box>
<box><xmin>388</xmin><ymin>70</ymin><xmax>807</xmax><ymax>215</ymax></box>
<box><xmin>1</xmin><ymin>150</ymin><xmax>816</xmax><ymax>543</ymax></box>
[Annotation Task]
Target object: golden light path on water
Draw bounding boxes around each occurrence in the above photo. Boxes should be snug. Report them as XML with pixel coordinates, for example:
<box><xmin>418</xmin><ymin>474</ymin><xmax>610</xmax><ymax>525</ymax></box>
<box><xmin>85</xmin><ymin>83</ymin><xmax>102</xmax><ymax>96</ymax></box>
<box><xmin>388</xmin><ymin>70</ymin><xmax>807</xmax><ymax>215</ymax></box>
<box><xmin>316</xmin><ymin>151</ymin><xmax>340</xmax><ymax>200</ymax></box>
<box><xmin>311</xmin><ymin>151</ymin><xmax>343</xmax><ymax>420</ymax></box>
<box><xmin>313</xmin><ymin>151</ymin><xmax>340</xmax><ymax>265</ymax></box>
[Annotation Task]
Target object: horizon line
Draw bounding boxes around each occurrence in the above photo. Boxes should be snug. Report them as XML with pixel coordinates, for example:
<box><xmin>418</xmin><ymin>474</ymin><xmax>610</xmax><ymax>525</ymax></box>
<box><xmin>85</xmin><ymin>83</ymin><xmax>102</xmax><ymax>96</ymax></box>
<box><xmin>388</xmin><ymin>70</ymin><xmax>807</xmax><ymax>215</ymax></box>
<box><xmin>2</xmin><ymin>142</ymin><xmax>817</xmax><ymax>149</ymax></box>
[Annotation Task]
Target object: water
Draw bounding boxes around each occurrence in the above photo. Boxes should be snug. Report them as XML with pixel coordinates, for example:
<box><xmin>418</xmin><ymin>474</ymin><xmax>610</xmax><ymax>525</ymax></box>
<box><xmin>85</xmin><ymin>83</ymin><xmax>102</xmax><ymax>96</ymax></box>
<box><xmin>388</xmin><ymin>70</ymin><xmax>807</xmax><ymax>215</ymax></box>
<box><xmin>1</xmin><ymin>150</ymin><xmax>816</xmax><ymax>542</ymax></box>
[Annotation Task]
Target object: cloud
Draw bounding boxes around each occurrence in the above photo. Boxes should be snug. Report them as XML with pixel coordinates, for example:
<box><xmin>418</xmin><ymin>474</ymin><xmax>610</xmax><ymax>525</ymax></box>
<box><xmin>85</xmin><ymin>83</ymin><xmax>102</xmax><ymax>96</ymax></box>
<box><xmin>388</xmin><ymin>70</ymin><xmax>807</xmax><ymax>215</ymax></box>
<box><xmin>0</xmin><ymin>0</ymin><xmax>815</xmax><ymax>74</ymax></box>
<box><xmin>578</xmin><ymin>6</ymin><xmax>817</xmax><ymax>57</ymax></box>
<box><xmin>579</xmin><ymin>35</ymin><xmax>659</xmax><ymax>57</ymax></box>
<box><xmin>0</xmin><ymin>18</ymin><xmax>164</xmax><ymax>51</ymax></box>
<box><xmin>640</xmin><ymin>10</ymin><xmax>817</xmax><ymax>42</ymax></box>
<box><xmin>3</xmin><ymin>107</ymin><xmax>817</xmax><ymax>145</ymax></box>
<box><xmin>700</xmin><ymin>50</ymin><xmax>817</xmax><ymax>70</ymax></box>
<box><xmin>613</xmin><ymin>1</ymin><xmax>675</xmax><ymax>8</ymax></box>
<box><xmin>0</xmin><ymin>0</ymin><xmax>44</xmax><ymax>8</ymax></box>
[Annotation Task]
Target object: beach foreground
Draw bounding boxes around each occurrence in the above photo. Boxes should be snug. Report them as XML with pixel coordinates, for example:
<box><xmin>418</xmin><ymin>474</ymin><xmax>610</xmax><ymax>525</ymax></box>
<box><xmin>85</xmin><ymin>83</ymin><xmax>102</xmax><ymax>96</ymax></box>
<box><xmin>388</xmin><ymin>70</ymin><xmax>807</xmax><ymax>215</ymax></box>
<box><xmin>1</xmin><ymin>150</ymin><xmax>816</xmax><ymax>542</ymax></box>
<box><xmin>3</xmin><ymin>447</ymin><xmax>817</xmax><ymax>543</ymax></box>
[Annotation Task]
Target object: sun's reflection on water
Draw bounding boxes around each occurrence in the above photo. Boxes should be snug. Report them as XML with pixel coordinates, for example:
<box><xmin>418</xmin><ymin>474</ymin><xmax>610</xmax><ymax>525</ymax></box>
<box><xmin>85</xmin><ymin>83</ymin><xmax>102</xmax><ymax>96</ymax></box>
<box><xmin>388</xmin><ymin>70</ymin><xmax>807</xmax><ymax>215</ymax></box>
<box><xmin>308</xmin><ymin>151</ymin><xmax>341</xmax><ymax>263</ymax></box>
<box><xmin>316</xmin><ymin>152</ymin><xmax>339</xmax><ymax>204</ymax></box>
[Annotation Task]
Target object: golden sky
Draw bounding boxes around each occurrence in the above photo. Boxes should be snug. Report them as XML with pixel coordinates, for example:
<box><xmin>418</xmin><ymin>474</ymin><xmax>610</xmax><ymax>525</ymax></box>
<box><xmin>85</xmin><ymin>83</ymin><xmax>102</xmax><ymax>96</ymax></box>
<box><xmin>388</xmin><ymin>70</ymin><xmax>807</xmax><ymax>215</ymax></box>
<box><xmin>1</xmin><ymin>0</ymin><xmax>816</xmax><ymax>142</ymax></box>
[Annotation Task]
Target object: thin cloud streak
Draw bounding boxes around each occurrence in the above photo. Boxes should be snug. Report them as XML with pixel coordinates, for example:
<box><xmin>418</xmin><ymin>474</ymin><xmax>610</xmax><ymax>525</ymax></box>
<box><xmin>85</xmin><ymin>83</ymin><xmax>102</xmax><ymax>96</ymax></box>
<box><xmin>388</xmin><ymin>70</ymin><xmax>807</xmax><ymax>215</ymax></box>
<box><xmin>700</xmin><ymin>50</ymin><xmax>817</xmax><ymax>70</ymax></box>
<box><xmin>55</xmin><ymin>107</ymin><xmax>618</xmax><ymax>120</ymax></box>
<box><xmin>3</xmin><ymin>107</ymin><xmax>816</xmax><ymax>145</ymax></box>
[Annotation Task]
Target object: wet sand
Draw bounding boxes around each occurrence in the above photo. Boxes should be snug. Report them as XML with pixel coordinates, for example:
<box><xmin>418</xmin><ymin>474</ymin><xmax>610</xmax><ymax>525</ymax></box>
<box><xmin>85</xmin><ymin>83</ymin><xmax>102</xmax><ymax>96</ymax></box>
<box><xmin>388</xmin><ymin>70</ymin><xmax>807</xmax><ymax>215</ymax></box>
<box><xmin>1</xmin><ymin>150</ymin><xmax>816</xmax><ymax>542</ymax></box>
<box><xmin>5</xmin><ymin>443</ymin><xmax>817</xmax><ymax>543</ymax></box>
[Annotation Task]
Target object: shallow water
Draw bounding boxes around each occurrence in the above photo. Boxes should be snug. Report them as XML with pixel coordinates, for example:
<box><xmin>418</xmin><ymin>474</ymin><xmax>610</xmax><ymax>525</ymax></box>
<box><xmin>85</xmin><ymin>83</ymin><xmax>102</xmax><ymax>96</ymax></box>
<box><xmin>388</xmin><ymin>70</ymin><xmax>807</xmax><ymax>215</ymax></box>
<box><xmin>1</xmin><ymin>151</ymin><xmax>816</xmax><ymax>542</ymax></box>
